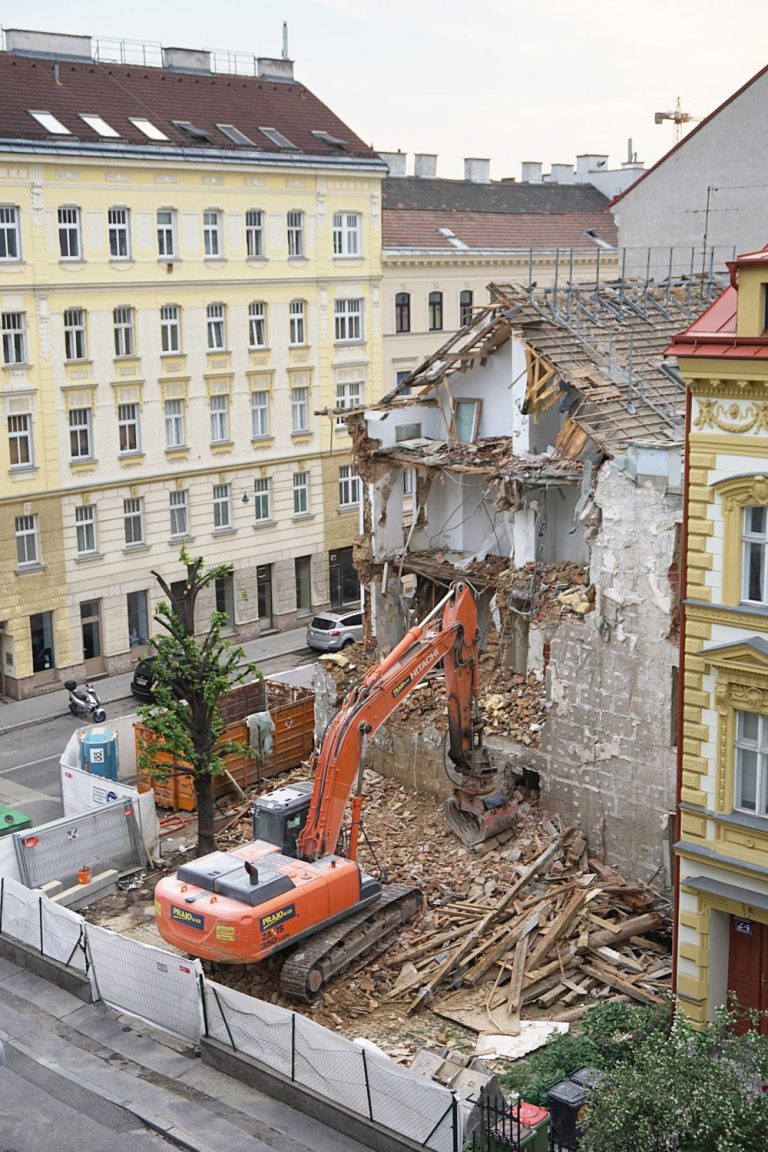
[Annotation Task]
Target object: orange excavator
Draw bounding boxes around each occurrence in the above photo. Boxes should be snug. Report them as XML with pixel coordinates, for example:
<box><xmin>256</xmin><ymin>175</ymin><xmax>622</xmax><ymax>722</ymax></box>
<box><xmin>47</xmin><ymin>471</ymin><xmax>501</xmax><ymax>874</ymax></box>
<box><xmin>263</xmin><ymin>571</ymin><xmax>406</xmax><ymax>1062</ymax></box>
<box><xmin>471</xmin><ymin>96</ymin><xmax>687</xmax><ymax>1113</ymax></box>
<box><xmin>155</xmin><ymin>581</ymin><xmax>518</xmax><ymax>999</ymax></box>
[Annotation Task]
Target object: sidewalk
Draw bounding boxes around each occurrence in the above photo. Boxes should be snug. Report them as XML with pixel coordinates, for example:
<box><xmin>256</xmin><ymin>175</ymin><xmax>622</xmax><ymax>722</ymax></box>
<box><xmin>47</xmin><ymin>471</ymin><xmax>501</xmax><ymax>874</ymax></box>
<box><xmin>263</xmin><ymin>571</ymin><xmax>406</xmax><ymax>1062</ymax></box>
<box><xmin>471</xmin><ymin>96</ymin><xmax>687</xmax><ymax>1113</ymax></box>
<box><xmin>0</xmin><ymin>625</ymin><xmax>313</xmax><ymax>736</ymax></box>
<box><xmin>0</xmin><ymin>955</ymin><xmax>365</xmax><ymax>1152</ymax></box>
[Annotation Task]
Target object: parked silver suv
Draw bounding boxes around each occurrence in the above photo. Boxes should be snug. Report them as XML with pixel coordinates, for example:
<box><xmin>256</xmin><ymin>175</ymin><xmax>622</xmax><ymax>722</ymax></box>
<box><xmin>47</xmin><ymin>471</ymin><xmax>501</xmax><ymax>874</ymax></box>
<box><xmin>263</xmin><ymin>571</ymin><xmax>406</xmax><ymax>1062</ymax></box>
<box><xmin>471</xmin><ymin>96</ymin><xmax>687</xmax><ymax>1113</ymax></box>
<box><xmin>306</xmin><ymin>609</ymin><xmax>363</xmax><ymax>652</ymax></box>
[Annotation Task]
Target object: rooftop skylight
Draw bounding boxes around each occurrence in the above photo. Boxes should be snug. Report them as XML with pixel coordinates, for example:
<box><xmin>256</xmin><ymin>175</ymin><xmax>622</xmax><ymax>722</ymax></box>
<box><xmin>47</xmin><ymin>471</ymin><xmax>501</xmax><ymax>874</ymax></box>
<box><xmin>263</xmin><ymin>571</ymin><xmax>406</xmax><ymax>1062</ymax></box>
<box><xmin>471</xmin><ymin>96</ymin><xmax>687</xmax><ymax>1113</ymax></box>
<box><xmin>258</xmin><ymin>126</ymin><xmax>297</xmax><ymax>150</ymax></box>
<box><xmin>29</xmin><ymin>110</ymin><xmax>70</xmax><ymax>135</ymax></box>
<box><xmin>128</xmin><ymin>117</ymin><xmax>169</xmax><ymax>141</ymax></box>
<box><xmin>311</xmin><ymin>129</ymin><xmax>348</xmax><ymax>150</ymax></box>
<box><xmin>79</xmin><ymin>113</ymin><xmax>120</xmax><ymax>138</ymax></box>
<box><xmin>216</xmin><ymin>123</ymin><xmax>255</xmax><ymax>147</ymax></box>
<box><xmin>172</xmin><ymin>120</ymin><xmax>212</xmax><ymax>144</ymax></box>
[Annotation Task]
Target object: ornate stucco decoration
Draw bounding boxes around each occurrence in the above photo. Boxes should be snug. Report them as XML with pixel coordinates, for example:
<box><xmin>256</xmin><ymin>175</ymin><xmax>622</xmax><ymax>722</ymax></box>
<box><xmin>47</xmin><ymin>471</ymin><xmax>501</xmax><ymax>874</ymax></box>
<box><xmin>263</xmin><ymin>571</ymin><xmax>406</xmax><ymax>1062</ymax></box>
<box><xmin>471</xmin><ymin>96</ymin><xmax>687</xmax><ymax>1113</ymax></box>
<box><xmin>694</xmin><ymin>399</ymin><xmax>768</xmax><ymax>435</ymax></box>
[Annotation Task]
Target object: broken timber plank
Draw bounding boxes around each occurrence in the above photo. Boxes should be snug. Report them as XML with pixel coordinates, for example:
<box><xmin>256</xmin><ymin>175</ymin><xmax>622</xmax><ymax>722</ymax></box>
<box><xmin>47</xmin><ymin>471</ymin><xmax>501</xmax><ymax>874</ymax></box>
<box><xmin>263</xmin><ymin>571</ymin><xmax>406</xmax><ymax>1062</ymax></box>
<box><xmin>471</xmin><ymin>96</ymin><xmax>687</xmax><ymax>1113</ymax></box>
<box><xmin>526</xmin><ymin>887</ymin><xmax>595</xmax><ymax>973</ymax></box>
<box><xmin>504</xmin><ymin>937</ymin><xmax>529</xmax><ymax>1036</ymax></box>
<box><xmin>580</xmin><ymin>963</ymin><xmax>663</xmax><ymax>1006</ymax></box>
<box><xmin>407</xmin><ymin>828</ymin><xmax>574</xmax><ymax>1013</ymax></box>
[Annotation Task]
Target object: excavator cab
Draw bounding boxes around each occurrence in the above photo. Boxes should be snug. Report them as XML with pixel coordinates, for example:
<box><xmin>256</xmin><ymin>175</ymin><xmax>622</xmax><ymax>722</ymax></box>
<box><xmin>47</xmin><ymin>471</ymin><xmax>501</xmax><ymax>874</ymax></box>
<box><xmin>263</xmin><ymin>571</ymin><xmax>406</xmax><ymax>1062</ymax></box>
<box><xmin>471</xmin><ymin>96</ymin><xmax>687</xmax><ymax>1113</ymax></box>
<box><xmin>251</xmin><ymin>780</ymin><xmax>314</xmax><ymax>858</ymax></box>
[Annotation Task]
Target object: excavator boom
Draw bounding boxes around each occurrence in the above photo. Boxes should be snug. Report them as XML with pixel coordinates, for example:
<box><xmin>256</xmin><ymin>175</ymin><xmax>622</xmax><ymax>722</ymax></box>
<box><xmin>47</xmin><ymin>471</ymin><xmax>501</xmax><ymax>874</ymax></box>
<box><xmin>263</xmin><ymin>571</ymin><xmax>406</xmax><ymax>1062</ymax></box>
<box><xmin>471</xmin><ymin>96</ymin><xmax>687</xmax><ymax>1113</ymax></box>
<box><xmin>298</xmin><ymin>581</ymin><xmax>480</xmax><ymax>860</ymax></box>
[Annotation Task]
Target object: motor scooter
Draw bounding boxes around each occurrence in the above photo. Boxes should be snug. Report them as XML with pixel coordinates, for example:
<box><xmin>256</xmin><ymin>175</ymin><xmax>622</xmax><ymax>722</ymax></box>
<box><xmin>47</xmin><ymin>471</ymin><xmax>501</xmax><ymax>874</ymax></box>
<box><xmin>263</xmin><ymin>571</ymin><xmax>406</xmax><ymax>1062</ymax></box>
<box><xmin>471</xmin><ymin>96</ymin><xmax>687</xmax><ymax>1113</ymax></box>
<box><xmin>64</xmin><ymin>679</ymin><xmax>107</xmax><ymax>724</ymax></box>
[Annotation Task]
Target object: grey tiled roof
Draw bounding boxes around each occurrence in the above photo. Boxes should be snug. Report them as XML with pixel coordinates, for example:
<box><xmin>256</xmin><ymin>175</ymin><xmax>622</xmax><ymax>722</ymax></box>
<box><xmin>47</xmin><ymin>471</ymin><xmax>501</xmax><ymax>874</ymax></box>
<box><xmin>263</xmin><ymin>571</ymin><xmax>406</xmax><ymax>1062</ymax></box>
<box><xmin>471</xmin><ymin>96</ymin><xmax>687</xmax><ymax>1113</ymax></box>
<box><xmin>383</xmin><ymin>176</ymin><xmax>611</xmax><ymax>215</ymax></box>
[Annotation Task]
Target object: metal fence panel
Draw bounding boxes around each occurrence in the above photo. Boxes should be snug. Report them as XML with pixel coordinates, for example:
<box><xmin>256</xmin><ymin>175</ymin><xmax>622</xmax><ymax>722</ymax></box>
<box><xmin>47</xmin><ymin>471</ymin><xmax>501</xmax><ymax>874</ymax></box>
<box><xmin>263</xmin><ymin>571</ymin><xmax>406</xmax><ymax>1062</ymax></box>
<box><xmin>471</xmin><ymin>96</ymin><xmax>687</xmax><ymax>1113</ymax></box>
<box><xmin>293</xmin><ymin>1013</ymin><xmax>371</xmax><ymax>1115</ymax></box>
<box><xmin>0</xmin><ymin>876</ymin><xmax>41</xmax><ymax>949</ymax></box>
<box><xmin>366</xmin><ymin>1051</ymin><xmax>460</xmax><ymax>1152</ymax></box>
<box><xmin>85</xmin><ymin>922</ymin><xmax>203</xmax><ymax>1042</ymax></box>
<box><xmin>203</xmin><ymin>979</ymin><xmax>293</xmax><ymax>1077</ymax></box>
<box><xmin>40</xmin><ymin>898</ymin><xmax>87</xmax><ymax>971</ymax></box>
<box><xmin>13</xmin><ymin>800</ymin><xmax>144</xmax><ymax>888</ymax></box>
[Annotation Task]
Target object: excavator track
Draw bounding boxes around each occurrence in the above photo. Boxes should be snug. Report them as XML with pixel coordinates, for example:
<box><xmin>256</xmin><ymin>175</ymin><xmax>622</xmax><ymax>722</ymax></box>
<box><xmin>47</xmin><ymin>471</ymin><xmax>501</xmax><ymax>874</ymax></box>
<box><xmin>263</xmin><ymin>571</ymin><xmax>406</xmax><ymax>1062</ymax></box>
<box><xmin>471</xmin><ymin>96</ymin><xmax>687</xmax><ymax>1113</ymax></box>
<box><xmin>279</xmin><ymin>883</ymin><xmax>423</xmax><ymax>1002</ymax></box>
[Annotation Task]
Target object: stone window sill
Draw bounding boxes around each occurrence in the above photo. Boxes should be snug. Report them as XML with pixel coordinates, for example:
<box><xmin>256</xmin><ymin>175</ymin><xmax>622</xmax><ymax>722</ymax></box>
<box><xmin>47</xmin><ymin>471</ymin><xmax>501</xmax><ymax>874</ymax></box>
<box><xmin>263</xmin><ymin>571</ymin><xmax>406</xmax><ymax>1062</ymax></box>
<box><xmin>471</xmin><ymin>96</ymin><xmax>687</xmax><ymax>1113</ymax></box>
<box><xmin>9</xmin><ymin>464</ymin><xmax>38</xmax><ymax>476</ymax></box>
<box><xmin>292</xmin><ymin>513</ymin><xmax>314</xmax><ymax>523</ymax></box>
<box><xmin>251</xmin><ymin>435</ymin><xmax>274</xmax><ymax>446</ymax></box>
<box><xmin>16</xmin><ymin>562</ymin><xmax>46</xmax><ymax>575</ymax></box>
<box><xmin>124</xmin><ymin>543</ymin><xmax>149</xmax><ymax>554</ymax></box>
<box><xmin>252</xmin><ymin>519</ymin><xmax>275</xmax><ymax>531</ymax></box>
<box><xmin>212</xmin><ymin>526</ymin><xmax>236</xmax><ymax>537</ymax></box>
<box><xmin>75</xmin><ymin>551</ymin><xmax>103</xmax><ymax>564</ymax></box>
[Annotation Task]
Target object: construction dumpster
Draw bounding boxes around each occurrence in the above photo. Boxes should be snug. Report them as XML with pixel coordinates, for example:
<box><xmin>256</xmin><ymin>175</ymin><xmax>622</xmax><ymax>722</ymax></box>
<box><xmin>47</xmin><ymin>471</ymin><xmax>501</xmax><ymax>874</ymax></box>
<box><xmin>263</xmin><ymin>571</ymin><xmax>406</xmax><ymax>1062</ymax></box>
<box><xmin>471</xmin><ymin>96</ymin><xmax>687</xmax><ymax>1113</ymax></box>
<box><xmin>135</xmin><ymin>679</ymin><xmax>315</xmax><ymax>810</ymax></box>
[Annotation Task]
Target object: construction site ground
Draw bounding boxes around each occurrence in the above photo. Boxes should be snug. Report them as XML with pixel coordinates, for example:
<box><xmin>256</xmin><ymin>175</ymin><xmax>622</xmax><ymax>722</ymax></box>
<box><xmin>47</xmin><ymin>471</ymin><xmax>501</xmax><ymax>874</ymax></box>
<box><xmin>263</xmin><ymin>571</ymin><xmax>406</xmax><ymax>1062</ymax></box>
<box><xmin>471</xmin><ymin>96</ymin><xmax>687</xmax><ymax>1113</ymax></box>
<box><xmin>85</xmin><ymin>764</ymin><xmax>671</xmax><ymax>1064</ymax></box>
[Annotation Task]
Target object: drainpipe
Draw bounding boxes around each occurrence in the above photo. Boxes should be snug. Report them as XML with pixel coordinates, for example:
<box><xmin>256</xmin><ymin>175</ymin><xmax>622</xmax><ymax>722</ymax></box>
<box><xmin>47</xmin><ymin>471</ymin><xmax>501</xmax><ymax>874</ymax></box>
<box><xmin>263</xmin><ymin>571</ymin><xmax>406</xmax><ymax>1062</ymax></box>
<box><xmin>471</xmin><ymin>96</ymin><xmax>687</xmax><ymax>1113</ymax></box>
<box><xmin>672</xmin><ymin>381</ymin><xmax>692</xmax><ymax>1006</ymax></box>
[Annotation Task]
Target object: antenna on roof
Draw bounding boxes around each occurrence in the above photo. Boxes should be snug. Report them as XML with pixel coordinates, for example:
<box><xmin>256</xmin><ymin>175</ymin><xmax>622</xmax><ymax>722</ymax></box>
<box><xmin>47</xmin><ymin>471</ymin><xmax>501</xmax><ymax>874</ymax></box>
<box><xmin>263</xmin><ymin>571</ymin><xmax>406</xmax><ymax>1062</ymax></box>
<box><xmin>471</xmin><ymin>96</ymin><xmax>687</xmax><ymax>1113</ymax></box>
<box><xmin>282</xmin><ymin>22</ymin><xmax>289</xmax><ymax>60</ymax></box>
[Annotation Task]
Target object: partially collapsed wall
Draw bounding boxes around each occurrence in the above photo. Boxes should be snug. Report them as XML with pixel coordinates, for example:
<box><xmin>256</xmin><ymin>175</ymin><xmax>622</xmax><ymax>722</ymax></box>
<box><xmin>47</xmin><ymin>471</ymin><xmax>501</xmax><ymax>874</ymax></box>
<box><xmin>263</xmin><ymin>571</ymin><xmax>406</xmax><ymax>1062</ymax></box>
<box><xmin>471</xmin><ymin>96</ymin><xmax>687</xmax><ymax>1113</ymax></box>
<box><xmin>538</xmin><ymin>462</ymin><xmax>679</xmax><ymax>884</ymax></box>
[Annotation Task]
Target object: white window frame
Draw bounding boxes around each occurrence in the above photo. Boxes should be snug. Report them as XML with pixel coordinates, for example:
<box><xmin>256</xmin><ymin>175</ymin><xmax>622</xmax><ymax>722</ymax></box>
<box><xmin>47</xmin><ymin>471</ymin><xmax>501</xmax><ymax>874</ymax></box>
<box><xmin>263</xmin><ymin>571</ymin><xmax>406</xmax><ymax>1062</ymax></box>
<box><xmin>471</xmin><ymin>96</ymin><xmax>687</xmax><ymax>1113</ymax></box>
<box><xmin>75</xmin><ymin>504</ymin><xmax>97</xmax><ymax>556</ymax></box>
<box><xmin>207</xmin><ymin>303</ymin><xmax>226</xmax><ymax>351</ymax></box>
<box><xmin>15</xmin><ymin>513</ymin><xmax>39</xmax><ymax>567</ymax></box>
<box><xmin>287</xmin><ymin>210</ymin><xmax>304</xmax><ymax>257</ymax></box>
<box><xmin>333</xmin><ymin>211</ymin><xmax>361</xmax><ymax>257</ymax></box>
<box><xmin>248</xmin><ymin>301</ymin><xmax>267</xmax><ymax>348</ymax></box>
<box><xmin>169</xmin><ymin>490</ymin><xmax>189</xmax><ymax>539</ymax></box>
<box><xmin>735</xmin><ymin>709</ymin><xmax>768</xmax><ymax>817</ymax></box>
<box><xmin>454</xmin><ymin>398</ymin><xmax>482</xmax><ymax>444</ymax></box>
<box><xmin>164</xmin><ymin>398</ymin><xmax>185</xmax><ymax>449</ymax></box>
<box><xmin>58</xmin><ymin>206</ymin><xmax>81</xmax><ymax>260</ymax></box>
<box><xmin>253</xmin><ymin>477</ymin><xmax>271</xmax><ymax>523</ymax></box>
<box><xmin>339</xmin><ymin>464</ymin><xmax>360</xmax><ymax>508</ymax></box>
<box><xmin>334</xmin><ymin>298</ymin><xmax>363</xmax><ymax>343</ymax></box>
<box><xmin>108</xmin><ymin>206</ymin><xmax>131</xmax><ymax>259</ymax></box>
<box><xmin>8</xmin><ymin>412</ymin><xmax>33</xmax><ymax>468</ymax></box>
<box><xmin>291</xmin><ymin>386</ymin><xmax>309</xmax><ymax>433</ymax></box>
<box><xmin>742</xmin><ymin>506</ymin><xmax>768</xmax><ymax>604</ymax></box>
<box><xmin>113</xmin><ymin>306</ymin><xmax>135</xmax><ymax>357</ymax></box>
<box><xmin>160</xmin><ymin>305</ymin><xmax>181</xmax><ymax>353</ymax></box>
<box><xmin>63</xmin><ymin>308</ymin><xmax>87</xmax><ymax>361</ymax></box>
<box><xmin>245</xmin><ymin>209</ymin><xmax>264</xmax><ymax>257</ymax></box>
<box><xmin>123</xmin><ymin>497</ymin><xmax>144</xmax><ymax>546</ymax></box>
<box><xmin>209</xmin><ymin>394</ymin><xmax>230</xmax><ymax>443</ymax></box>
<box><xmin>289</xmin><ymin>300</ymin><xmax>306</xmax><ymax>346</ymax></box>
<box><xmin>118</xmin><ymin>402</ymin><xmax>141</xmax><ymax>455</ymax></box>
<box><xmin>0</xmin><ymin>206</ymin><xmax>21</xmax><ymax>261</ymax></box>
<box><xmin>203</xmin><ymin>208</ymin><xmax>222</xmax><ymax>258</ymax></box>
<box><xmin>251</xmin><ymin>389</ymin><xmax>270</xmax><ymax>439</ymax></box>
<box><xmin>212</xmin><ymin>483</ymin><xmax>232</xmax><ymax>531</ymax></box>
<box><xmin>1</xmin><ymin>312</ymin><xmax>26</xmax><ymax>365</ymax></box>
<box><xmin>68</xmin><ymin>407</ymin><xmax>93</xmax><ymax>460</ymax></box>
<box><xmin>293</xmin><ymin>471</ymin><xmax>310</xmax><ymax>516</ymax></box>
<box><xmin>336</xmin><ymin>380</ymin><xmax>363</xmax><ymax>411</ymax></box>
<box><xmin>157</xmin><ymin>208</ymin><xmax>177</xmax><ymax>258</ymax></box>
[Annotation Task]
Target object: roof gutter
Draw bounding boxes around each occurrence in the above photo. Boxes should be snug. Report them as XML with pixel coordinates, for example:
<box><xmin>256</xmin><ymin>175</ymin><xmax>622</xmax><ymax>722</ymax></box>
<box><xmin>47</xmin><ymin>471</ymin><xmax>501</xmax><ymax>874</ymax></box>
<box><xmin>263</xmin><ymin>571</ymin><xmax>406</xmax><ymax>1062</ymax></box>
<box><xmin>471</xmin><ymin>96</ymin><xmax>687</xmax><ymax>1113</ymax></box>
<box><xmin>0</xmin><ymin>137</ymin><xmax>388</xmax><ymax>172</ymax></box>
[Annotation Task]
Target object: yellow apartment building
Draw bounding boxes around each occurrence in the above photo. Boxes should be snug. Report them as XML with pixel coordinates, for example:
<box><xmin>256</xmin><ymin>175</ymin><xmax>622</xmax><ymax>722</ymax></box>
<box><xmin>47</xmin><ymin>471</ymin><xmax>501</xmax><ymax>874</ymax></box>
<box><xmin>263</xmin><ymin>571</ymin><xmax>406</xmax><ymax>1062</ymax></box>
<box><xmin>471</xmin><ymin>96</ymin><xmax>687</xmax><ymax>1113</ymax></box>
<box><xmin>0</xmin><ymin>28</ymin><xmax>382</xmax><ymax>698</ymax></box>
<box><xmin>670</xmin><ymin>247</ymin><xmax>768</xmax><ymax>1027</ymax></box>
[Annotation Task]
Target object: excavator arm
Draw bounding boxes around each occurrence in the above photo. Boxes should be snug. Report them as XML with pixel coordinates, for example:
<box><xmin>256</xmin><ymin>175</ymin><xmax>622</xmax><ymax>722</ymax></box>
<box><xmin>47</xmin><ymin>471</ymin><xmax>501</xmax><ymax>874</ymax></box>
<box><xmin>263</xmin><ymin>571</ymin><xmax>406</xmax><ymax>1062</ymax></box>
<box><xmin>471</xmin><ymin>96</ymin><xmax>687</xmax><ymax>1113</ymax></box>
<box><xmin>297</xmin><ymin>581</ymin><xmax>482</xmax><ymax>861</ymax></box>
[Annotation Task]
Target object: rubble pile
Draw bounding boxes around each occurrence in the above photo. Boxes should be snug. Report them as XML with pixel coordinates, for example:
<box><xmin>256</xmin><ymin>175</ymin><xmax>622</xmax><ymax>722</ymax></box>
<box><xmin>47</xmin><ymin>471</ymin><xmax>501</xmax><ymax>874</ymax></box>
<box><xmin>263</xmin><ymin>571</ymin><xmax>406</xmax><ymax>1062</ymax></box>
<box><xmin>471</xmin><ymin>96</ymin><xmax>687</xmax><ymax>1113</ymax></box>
<box><xmin>212</xmin><ymin>769</ymin><xmax>669</xmax><ymax>1053</ymax></box>
<box><xmin>495</xmin><ymin>561</ymin><xmax>592</xmax><ymax>626</ymax></box>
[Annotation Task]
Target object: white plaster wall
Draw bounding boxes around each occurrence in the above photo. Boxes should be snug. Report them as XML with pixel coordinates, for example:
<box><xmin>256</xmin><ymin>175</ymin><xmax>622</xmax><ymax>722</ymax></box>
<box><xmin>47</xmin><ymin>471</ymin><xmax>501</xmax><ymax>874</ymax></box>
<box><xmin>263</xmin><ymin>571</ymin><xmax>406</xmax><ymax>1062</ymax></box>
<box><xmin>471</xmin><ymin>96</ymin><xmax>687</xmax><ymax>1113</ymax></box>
<box><xmin>613</xmin><ymin>71</ymin><xmax>768</xmax><ymax>263</ymax></box>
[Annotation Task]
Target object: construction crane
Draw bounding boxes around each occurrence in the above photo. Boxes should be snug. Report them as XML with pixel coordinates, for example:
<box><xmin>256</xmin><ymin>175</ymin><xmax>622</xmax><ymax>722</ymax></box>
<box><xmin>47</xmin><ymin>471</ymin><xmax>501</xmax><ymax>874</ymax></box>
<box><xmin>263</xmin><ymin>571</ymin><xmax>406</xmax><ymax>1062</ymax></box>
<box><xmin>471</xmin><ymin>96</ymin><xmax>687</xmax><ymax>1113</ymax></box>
<box><xmin>654</xmin><ymin>97</ymin><xmax>702</xmax><ymax>144</ymax></box>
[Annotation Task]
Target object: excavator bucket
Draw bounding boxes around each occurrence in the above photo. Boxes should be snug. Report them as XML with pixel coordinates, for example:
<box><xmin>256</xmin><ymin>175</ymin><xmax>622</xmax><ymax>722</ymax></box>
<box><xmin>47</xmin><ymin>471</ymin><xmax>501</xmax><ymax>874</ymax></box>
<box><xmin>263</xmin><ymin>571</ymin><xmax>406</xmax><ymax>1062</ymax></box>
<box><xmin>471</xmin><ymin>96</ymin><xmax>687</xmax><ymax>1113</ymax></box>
<box><xmin>443</xmin><ymin>788</ymin><xmax>520</xmax><ymax>846</ymax></box>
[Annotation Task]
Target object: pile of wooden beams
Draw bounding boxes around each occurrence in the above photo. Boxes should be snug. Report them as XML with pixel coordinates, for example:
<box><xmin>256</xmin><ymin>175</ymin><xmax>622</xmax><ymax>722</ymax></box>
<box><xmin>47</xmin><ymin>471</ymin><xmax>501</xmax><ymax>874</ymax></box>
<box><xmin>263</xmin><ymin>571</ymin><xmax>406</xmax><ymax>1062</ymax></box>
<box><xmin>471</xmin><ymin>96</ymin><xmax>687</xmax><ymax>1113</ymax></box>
<box><xmin>384</xmin><ymin>829</ymin><xmax>669</xmax><ymax>1031</ymax></box>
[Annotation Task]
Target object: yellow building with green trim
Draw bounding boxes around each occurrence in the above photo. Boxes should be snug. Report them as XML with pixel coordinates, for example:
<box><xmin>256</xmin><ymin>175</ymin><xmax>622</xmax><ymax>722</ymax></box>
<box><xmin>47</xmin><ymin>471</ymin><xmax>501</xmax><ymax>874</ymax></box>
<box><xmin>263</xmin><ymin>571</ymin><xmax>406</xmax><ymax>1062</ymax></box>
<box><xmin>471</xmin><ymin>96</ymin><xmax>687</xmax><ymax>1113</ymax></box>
<box><xmin>0</xmin><ymin>29</ymin><xmax>382</xmax><ymax>698</ymax></box>
<box><xmin>671</xmin><ymin>247</ymin><xmax>768</xmax><ymax>1026</ymax></box>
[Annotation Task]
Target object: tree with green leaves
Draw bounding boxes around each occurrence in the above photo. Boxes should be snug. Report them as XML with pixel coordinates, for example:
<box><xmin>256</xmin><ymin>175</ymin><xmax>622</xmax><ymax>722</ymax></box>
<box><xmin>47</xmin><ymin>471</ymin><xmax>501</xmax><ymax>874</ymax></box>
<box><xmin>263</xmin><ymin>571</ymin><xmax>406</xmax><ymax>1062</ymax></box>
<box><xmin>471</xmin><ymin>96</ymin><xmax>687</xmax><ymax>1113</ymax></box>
<box><xmin>137</xmin><ymin>550</ymin><xmax>262</xmax><ymax>856</ymax></box>
<box><xmin>578</xmin><ymin>1002</ymin><xmax>768</xmax><ymax>1152</ymax></box>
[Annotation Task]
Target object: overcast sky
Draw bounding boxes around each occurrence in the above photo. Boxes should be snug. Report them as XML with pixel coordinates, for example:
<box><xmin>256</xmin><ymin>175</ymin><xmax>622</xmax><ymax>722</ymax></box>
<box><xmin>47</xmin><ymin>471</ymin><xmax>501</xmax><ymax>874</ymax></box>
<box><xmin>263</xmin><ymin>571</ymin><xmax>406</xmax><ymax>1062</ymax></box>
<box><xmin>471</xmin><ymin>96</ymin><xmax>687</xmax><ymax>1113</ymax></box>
<box><xmin>3</xmin><ymin>0</ymin><xmax>765</xmax><ymax>180</ymax></box>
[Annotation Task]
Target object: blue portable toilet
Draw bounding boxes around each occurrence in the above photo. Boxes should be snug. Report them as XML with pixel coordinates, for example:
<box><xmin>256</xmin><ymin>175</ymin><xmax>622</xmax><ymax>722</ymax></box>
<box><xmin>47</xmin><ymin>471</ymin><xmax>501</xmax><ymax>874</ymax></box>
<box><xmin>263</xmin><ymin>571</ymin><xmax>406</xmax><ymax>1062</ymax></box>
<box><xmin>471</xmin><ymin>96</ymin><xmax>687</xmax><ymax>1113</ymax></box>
<box><xmin>80</xmin><ymin>727</ymin><xmax>119</xmax><ymax>780</ymax></box>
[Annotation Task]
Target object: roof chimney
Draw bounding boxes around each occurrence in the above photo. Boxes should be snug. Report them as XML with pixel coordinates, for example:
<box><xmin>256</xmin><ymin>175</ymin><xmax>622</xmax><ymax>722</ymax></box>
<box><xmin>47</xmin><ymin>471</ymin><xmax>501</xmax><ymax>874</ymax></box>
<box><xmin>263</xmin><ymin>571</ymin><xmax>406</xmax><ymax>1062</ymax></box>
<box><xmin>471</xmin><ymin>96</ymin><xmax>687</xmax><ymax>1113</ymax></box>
<box><xmin>5</xmin><ymin>28</ymin><xmax>92</xmax><ymax>61</ymax></box>
<box><xmin>521</xmin><ymin>161</ymin><xmax>542</xmax><ymax>184</ymax></box>
<box><xmin>464</xmin><ymin>157</ymin><xmax>491</xmax><ymax>183</ymax></box>
<box><xmin>162</xmin><ymin>46</ymin><xmax>212</xmax><ymax>73</ymax></box>
<box><xmin>413</xmin><ymin>153</ymin><xmax>437</xmax><ymax>178</ymax></box>
<box><xmin>548</xmin><ymin>163</ymin><xmax>575</xmax><ymax>184</ymax></box>
<box><xmin>257</xmin><ymin>56</ymin><xmax>295</xmax><ymax>82</ymax></box>
<box><xmin>379</xmin><ymin>150</ymin><xmax>407</xmax><ymax>177</ymax></box>
<box><xmin>575</xmin><ymin>154</ymin><xmax>608</xmax><ymax>180</ymax></box>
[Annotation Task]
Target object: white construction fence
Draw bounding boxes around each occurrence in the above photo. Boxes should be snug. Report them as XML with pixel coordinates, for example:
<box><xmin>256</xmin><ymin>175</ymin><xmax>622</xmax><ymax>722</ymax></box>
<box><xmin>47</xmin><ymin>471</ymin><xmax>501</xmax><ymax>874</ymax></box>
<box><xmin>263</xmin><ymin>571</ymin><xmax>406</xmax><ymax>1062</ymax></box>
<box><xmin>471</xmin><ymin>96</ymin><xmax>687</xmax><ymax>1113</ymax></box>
<box><xmin>0</xmin><ymin>875</ymin><xmax>463</xmax><ymax>1150</ymax></box>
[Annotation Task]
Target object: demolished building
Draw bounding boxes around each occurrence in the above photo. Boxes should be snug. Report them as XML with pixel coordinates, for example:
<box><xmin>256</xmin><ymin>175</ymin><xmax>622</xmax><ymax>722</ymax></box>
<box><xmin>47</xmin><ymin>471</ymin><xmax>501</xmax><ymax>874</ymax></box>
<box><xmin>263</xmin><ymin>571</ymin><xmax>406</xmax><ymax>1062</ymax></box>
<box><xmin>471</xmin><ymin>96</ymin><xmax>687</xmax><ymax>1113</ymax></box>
<box><xmin>335</xmin><ymin>273</ymin><xmax>725</xmax><ymax>885</ymax></box>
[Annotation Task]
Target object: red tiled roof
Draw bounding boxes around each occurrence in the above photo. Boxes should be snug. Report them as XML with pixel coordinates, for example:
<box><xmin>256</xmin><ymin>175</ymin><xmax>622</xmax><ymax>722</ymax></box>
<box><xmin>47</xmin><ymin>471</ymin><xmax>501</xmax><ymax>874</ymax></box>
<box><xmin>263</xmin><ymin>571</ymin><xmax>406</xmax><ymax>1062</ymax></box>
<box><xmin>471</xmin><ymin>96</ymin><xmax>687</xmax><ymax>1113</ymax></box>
<box><xmin>383</xmin><ymin>208</ymin><xmax>617</xmax><ymax>250</ymax></box>
<box><xmin>611</xmin><ymin>62</ymin><xmax>768</xmax><ymax>206</ymax></box>
<box><xmin>0</xmin><ymin>52</ymin><xmax>376</xmax><ymax>160</ymax></box>
<box><xmin>665</xmin><ymin>283</ymin><xmax>768</xmax><ymax>360</ymax></box>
